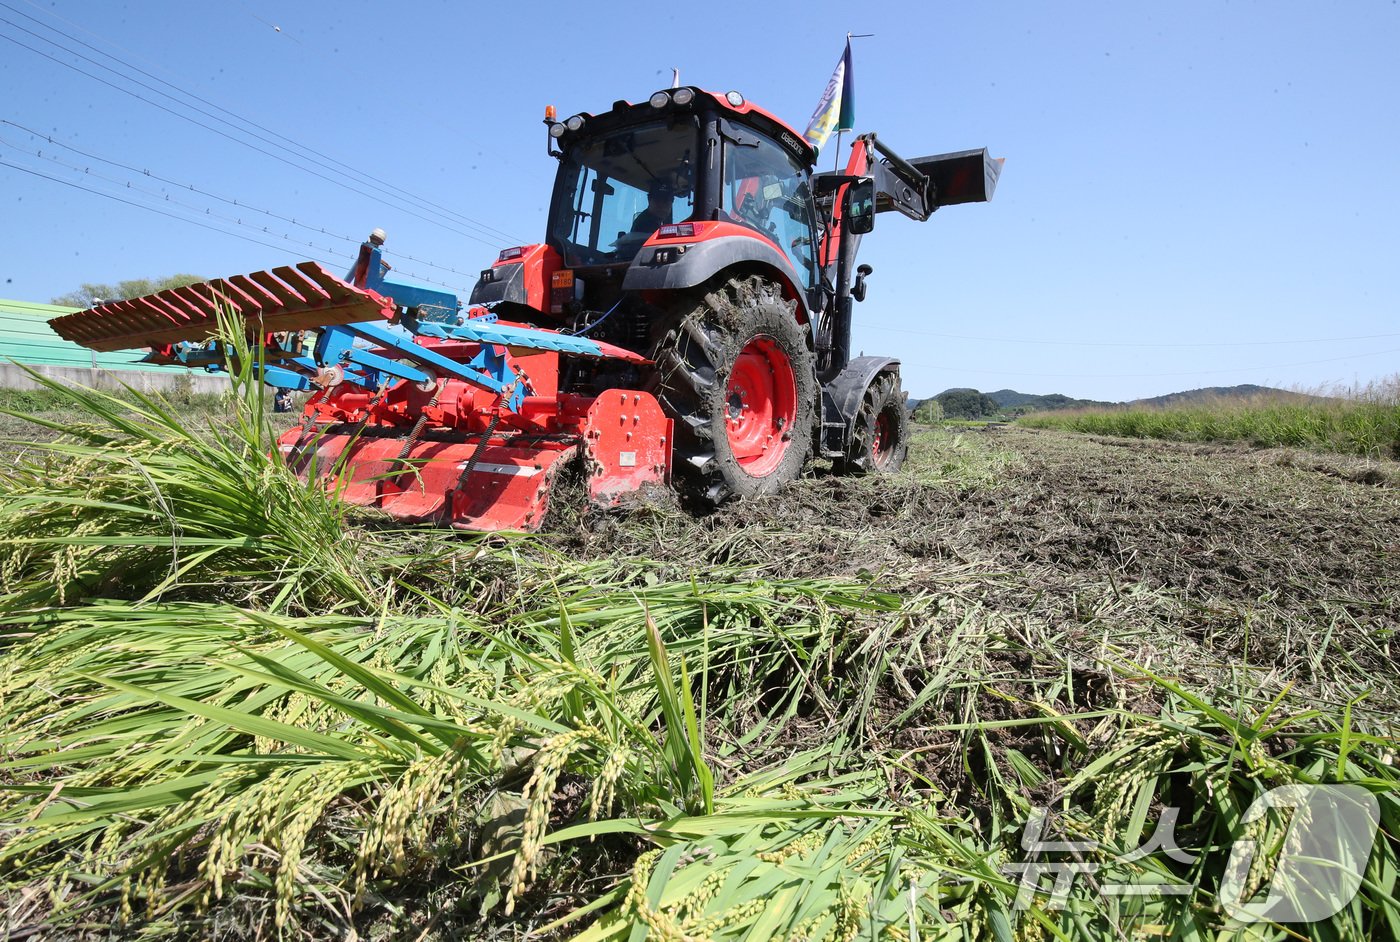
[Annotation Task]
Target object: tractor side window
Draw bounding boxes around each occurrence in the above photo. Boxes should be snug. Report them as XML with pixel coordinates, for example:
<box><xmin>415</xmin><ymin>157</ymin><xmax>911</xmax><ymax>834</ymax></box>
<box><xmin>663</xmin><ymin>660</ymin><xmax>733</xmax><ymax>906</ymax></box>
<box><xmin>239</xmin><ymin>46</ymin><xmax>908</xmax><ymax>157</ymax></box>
<box><xmin>722</xmin><ymin>134</ymin><xmax>818</xmax><ymax>289</ymax></box>
<box><xmin>549</xmin><ymin>121</ymin><xmax>695</xmax><ymax>266</ymax></box>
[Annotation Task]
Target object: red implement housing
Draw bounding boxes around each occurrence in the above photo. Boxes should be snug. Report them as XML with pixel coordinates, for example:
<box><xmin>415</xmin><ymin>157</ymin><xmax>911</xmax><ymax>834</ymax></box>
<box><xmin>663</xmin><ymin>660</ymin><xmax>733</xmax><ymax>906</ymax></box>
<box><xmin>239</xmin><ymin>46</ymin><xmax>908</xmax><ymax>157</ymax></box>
<box><xmin>277</xmin><ymin>332</ymin><xmax>671</xmax><ymax>532</ymax></box>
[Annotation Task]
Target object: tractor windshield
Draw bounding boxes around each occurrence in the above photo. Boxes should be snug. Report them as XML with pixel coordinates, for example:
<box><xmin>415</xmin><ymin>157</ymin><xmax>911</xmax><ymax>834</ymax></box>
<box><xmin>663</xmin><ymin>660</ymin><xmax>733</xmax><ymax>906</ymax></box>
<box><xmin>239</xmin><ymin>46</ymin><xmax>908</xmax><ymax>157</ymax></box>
<box><xmin>549</xmin><ymin>121</ymin><xmax>697</xmax><ymax>266</ymax></box>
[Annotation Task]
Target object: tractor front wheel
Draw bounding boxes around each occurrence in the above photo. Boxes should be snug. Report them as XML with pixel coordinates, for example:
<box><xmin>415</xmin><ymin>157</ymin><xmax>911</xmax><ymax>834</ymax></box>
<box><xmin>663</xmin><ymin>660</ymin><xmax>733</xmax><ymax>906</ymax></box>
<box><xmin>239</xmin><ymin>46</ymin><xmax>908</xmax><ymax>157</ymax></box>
<box><xmin>836</xmin><ymin>370</ymin><xmax>910</xmax><ymax>474</ymax></box>
<box><xmin>653</xmin><ymin>275</ymin><xmax>816</xmax><ymax>505</ymax></box>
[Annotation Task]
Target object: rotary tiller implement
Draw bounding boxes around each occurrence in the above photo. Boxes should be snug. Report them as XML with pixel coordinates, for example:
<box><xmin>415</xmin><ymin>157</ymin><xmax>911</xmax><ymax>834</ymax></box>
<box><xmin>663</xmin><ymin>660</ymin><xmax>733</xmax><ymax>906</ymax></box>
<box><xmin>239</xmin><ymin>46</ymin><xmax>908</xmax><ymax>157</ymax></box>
<box><xmin>50</xmin><ymin>241</ymin><xmax>671</xmax><ymax>532</ymax></box>
<box><xmin>50</xmin><ymin>85</ymin><xmax>999</xmax><ymax>532</ymax></box>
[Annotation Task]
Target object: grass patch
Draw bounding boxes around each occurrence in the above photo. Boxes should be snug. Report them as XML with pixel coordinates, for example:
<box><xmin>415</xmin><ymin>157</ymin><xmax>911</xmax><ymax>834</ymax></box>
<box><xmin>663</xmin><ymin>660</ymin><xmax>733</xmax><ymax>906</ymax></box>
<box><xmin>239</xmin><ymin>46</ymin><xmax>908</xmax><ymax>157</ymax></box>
<box><xmin>0</xmin><ymin>383</ymin><xmax>225</xmax><ymax>415</ymax></box>
<box><xmin>907</xmin><ymin>427</ymin><xmax>1024</xmax><ymax>488</ymax></box>
<box><xmin>0</xmin><ymin>361</ymin><xmax>380</xmax><ymax>613</ymax></box>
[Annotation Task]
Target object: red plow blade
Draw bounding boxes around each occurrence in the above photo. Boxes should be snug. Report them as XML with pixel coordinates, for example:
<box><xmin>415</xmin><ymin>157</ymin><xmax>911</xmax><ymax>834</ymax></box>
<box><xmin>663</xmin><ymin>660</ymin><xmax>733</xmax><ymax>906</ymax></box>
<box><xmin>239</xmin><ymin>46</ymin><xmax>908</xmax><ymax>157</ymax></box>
<box><xmin>49</xmin><ymin>262</ymin><xmax>393</xmax><ymax>352</ymax></box>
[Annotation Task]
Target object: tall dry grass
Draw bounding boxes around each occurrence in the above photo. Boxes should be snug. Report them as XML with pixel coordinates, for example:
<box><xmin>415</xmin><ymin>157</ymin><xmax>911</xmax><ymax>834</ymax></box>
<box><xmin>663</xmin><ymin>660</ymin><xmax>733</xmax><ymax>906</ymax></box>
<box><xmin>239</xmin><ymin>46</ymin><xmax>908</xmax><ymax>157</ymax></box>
<box><xmin>1019</xmin><ymin>376</ymin><xmax>1400</xmax><ymax>459</ymax></box>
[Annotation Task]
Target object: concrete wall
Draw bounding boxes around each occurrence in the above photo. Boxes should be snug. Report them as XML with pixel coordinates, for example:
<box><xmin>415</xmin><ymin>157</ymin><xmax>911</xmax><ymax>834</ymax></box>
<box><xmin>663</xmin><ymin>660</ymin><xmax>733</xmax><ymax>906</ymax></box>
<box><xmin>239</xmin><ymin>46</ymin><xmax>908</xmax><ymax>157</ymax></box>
<box><xmin>1</xmin><ymin>296</ymin><xmax>230</xmax><ymax>396</ymax></box>
<box><xmin>0</xmin><ymin>361</ymin><xmax>230</xmax><ymax>395</ymax></box>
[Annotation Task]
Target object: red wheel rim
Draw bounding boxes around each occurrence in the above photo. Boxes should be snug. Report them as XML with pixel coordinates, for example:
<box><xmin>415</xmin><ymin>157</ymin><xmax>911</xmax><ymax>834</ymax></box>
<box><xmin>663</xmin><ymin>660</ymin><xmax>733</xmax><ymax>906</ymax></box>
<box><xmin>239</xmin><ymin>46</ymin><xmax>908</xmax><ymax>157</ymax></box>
<box><xmin>724</xmin><ymin>336</ymin><xmax>797</xmax><ymax>477</ymax></box>
<box><xmin>873</xmin><ymin>409</ymin><xmax>895</xmax><ymax>465</ymax></box>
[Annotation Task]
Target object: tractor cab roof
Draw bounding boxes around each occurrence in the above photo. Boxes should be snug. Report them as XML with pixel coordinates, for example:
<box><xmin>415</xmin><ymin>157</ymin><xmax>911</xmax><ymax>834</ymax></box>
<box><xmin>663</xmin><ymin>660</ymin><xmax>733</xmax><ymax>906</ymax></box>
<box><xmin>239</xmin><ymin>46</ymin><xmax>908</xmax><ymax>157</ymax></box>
<box><xmin>548</xmin><ymin>87</ymin><xmax>815</xmax><ymax>168</ymax></box>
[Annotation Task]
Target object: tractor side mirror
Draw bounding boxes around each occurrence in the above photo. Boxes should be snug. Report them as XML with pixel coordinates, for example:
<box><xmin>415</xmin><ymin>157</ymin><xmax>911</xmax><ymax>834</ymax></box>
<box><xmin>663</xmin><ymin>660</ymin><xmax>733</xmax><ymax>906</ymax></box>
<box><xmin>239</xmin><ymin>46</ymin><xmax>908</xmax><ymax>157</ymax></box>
<box><xmin>846</xmin><ymin>178</ymin><xmax>875</xmax><ymax>234</ymax></box>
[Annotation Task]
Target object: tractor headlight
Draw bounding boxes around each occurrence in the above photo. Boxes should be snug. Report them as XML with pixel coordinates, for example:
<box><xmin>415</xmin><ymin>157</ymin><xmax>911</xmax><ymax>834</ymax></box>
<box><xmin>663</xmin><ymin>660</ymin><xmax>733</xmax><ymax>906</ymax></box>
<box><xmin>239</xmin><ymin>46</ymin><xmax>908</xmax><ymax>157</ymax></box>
<box><xmin>548</xmin><ymin>122</ymin><xmax>566</xmax><ymax>138</ymax></box>
<box><xmin>564</xmin><ymin>114</ymin><xmax>585</xmax><ymax>131</ymax></box>
<box><xmin>725</xmin><ymin>90</ymin><xmax>745</xmax><ymax>107</ymax></box>
<box><xmin>649</xmin><ymin>90</ymin><xmax>670</xmax><ymax>108</ymax></box>
<box><xmin>672</xmin><ymin>87</ymin><xmax>695</xmax><ymax>105</ymax></box>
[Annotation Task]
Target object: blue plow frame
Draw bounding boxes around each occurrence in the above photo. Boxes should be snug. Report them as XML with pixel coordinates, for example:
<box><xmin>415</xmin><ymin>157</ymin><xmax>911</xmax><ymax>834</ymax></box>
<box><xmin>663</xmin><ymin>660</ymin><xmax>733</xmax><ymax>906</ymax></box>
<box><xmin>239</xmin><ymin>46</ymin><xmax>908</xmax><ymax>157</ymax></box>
<box><xmin>155</xmin><ymin>241</ymin><xmax>618</xmax><ymax>413</ymax></box>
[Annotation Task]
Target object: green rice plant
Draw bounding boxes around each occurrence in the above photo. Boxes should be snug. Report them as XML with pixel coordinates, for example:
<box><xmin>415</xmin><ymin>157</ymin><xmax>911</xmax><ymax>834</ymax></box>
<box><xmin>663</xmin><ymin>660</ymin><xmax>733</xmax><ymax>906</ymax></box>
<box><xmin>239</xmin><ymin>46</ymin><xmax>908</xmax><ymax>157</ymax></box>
<box><xmin>2</xmin><ymin>316</ymin><xmax>1396</xmax><ymax>939</ymax></box>
<box><xmin>5</xmin><ymin>586</ymin><xmax>1397</xmax><ymax>938</ymax></box>
<box><xmin>0</xmin><ymin>327</ymin><xmax>382</xmax><ymax>613</ymax></box>
<box><xmin>555</xmin><ymin>662</ymin><xmax>1400</xmax><ymax>941</ymax></box>
<box><xmin>0</xmin><ymin>603</ymin><xmax>617</xmax><ymax>927</ymax></box>
<box><xmin>547</xmin><ymin>752</ymin><xmax>912</xmax><ymax>942</ymax></box>
<box><xmin>0</xmin><ymin>557</ymin><xmax>901</xmax><ymax>932</ymax></box>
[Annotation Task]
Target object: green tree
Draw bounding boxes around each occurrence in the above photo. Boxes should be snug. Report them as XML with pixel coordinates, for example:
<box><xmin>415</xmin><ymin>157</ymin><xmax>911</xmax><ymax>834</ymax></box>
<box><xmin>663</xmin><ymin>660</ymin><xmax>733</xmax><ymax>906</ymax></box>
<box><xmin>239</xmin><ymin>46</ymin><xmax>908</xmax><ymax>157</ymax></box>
<box><xmin>935</xmin><ymin>388</ymin><xmax>1000</xmax><ymax>419</ymax></box>
<box><xmin>53</xmin><ymin>274</ymin><xmax>205</xmax><ymax>308</ymax></box>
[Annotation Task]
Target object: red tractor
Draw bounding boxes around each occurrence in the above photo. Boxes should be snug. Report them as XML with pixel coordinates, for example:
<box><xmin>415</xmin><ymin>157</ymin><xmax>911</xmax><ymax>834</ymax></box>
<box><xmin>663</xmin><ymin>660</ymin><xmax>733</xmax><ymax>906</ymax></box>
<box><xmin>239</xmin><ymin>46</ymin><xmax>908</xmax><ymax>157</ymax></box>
<box><xmin>51</xmin><ymin>87</ymin><xmax>1000</xmax><ymax>531</ymax></box>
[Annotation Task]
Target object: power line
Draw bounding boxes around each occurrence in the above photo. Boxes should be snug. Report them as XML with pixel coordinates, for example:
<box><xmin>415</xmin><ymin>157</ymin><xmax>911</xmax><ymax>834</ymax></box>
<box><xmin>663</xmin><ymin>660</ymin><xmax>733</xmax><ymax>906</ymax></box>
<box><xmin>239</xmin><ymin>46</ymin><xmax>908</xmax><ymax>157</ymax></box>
<box><xmin>2</xmin><ymin>134</ymin><xmax>345</xmax><ymax>257</ymax></box>
<box><xmin>0</xmin><ymin>19</ymin><xmax>524</xmax><ymax>250</ymax></box>
<box><xmin>225</xmin><ymin>0</ymin><xmax>302</xmax><ymax>45</ymax></box>
<box><xmin>0</xmin><ymin>152</ymin><xmax>474</xmax><ymax>293</ymax></box>
<box><xmin>0</xmin><ymin>158</ymin><xmax>354</xmax><ymax>269</ymax></box>
<box><xmin>12</xmin><ymin>0</ymin><xmax>522</xmax><ymax>239</ymax></box>
<box><xmin>861</xmin><ymin>322</ymin><xmax>1400</xmax><ymax>348</ymax></box>
<box><xmin>1</xmin><ymin>0</ymin><xmax>524</xmax><ymax>244</ymax></box>
<box><xmin>1</xmin><ymin>120</ymin><xmax>485</xmax><ymax>286</ymax></box>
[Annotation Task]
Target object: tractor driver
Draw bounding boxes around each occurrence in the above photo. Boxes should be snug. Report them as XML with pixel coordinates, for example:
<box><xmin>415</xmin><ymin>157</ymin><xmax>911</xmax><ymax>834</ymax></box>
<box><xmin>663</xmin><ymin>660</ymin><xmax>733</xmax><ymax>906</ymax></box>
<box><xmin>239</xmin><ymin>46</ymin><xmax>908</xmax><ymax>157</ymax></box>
<box><xmin>630</xmin><ymin>181</ymin><xmax>675</xmax><ymax>235</ymax></box>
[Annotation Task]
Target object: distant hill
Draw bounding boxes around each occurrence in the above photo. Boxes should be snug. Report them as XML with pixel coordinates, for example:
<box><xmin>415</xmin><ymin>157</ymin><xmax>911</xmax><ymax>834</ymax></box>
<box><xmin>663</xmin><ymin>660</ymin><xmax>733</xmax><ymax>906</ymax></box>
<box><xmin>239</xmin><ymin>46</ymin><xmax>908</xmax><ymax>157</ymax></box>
<box><xmin>984</xmin><ymin>389</ymin><xmax>1114</xmax><ymax>411</ymax></box>
<box><xmin>912</xmin><ymin>384</ymin><xmax>1302</xmax><ymax>418</ymax></box>
<box><xmin>1129</xmin><ymin>384</ymin><xmax>1309</xmax><ymax>407</ymax></box>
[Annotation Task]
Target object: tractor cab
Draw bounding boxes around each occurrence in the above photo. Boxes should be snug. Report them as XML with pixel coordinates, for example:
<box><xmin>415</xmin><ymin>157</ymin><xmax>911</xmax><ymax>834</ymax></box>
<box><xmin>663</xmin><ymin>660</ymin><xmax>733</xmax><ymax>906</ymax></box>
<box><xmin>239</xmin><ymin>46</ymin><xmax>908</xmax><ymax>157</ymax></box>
<box><xmin>545</xmin><ymin>89</ymin><xmax>821</xmax><ymax>298</ymax></box>
<box><xmin>548</xmin><ymin>120</ymin><xmax>698</xmax><ymax>266</ymax></box>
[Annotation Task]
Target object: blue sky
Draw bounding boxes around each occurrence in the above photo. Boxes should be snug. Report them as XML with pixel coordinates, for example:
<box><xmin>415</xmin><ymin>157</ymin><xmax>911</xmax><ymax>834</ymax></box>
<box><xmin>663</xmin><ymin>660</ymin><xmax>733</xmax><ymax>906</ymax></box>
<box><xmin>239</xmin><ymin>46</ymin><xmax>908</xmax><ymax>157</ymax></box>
<box><xmin>2</xmin><ymin>0</ymin><xmax>1396</xmax><ymax>401</ymax></box>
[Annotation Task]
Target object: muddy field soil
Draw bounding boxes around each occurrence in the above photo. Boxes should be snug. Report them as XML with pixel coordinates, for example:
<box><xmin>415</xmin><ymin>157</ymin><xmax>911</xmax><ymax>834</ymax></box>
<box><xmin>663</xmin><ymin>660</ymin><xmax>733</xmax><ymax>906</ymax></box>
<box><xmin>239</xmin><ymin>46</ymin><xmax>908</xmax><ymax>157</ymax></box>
<box><xmin>552</xmin><ymin>426</ymin><xmax>1400</xmax><ymax>722</ymax></box>
<box><xmin>558</xmin><ymin>428</ymin><xmax>1398</xmax><ymax>601</ymax></box>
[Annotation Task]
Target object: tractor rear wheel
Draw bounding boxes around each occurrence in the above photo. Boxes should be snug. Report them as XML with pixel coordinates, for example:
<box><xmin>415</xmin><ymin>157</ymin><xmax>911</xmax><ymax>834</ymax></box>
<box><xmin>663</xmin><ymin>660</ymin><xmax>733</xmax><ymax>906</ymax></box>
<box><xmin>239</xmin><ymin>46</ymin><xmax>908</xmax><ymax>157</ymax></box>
<box><xmin>652</xmin><ymin>275</ymin><xmax>816</xmax><ymax>505</ymax></box>
<box><xmin>836</xmin><ymin>370</ymin><xmax>910</xmax><ymax>474</ymax></box>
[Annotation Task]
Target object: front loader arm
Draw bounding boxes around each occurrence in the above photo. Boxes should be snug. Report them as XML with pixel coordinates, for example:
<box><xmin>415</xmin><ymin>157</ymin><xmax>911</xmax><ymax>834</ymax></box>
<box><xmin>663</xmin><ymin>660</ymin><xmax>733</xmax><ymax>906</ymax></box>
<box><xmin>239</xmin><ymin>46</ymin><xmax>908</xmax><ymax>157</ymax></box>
<box><xmin>812</xmin><ymin>134</ymin><xmax>1003</xmax><ymax>381</ymax></box>
<box><xmin>814</xmin><ymin>134</ymin><xmax>1004</xmax><ymax>258</ymax></box>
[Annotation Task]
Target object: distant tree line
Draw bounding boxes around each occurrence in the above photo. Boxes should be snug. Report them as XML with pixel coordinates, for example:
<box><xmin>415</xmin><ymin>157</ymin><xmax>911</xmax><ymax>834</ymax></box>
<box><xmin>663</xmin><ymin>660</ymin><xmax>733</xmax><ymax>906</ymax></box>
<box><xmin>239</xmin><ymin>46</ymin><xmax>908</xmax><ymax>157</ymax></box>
<box><xmin>53</xmin><ymin>274</ymin><xmax>204</xmax><ymax>308</ymax></box>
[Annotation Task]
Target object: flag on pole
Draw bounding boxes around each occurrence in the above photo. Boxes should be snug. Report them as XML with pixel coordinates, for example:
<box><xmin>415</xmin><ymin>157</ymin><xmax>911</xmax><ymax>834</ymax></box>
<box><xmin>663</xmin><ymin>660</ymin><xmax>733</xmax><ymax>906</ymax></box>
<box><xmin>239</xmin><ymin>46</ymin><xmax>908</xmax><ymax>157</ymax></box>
<box><xmin>803</xmin><ymin>39</ymin><xmax>855</xmax><ymax>153</ymax></box>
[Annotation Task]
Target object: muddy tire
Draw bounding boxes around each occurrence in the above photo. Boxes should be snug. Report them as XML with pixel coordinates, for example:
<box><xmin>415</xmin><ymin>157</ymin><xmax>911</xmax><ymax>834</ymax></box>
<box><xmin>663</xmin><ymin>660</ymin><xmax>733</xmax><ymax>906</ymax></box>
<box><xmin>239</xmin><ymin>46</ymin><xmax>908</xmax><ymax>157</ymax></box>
<box><xmin>835</xmin><ymin>370</ymin><xmax>909</xmax><ymax>474</ymax></box>
<box><xmin>652</xmin><ymin>275</ymin><xmax>816</xmax><ymax>505</ymax></box>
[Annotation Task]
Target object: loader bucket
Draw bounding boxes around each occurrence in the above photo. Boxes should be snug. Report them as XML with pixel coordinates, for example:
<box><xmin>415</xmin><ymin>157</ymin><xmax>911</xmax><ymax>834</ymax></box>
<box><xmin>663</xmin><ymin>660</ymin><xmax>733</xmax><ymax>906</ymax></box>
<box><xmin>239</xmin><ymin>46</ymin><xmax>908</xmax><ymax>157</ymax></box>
<box><xmin>49</xmin><ymin>262</ymin><xmax>394</xmax><ymax>352</ymax></box>
<box><xmin>908</xmin><ymin>148</ymin><xmax>1004</xmax><ymax>207</ymax></box>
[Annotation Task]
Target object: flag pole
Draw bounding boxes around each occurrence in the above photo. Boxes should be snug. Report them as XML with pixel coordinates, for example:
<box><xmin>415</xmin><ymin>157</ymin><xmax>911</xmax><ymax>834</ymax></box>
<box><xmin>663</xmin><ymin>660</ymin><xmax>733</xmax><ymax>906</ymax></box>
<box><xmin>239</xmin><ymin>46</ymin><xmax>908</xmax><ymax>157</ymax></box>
<box><xmin>835</xmin><ymin>33</ymin><xmax>874</xmax><ymax>171</ymax></box>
